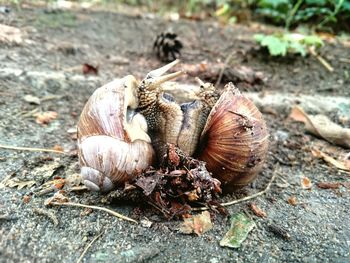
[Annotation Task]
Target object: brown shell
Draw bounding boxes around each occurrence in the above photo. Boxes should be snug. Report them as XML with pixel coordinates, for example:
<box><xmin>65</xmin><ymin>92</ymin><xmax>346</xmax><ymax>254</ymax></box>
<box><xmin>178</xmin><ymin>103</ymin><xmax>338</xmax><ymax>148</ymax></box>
<box><xmin>197</xmin><ymin>85</ymin><xmax>269</xmax><ymax>192</ymax></box>
<box><xmin>77</xmin><ymin>76</ymin><xmax>154</xmax><ymax>190</ymax></box>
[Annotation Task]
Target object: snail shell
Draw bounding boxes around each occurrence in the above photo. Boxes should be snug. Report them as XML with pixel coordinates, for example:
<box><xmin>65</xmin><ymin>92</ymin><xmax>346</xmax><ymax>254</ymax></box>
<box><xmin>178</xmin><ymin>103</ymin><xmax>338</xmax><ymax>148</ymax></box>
<box><xmin>196</xmin><ymin>83</ymin><xmax>269</xmax><ymax>191</ymax></box>
<box><xmin>137</xmin><ymin>64</ymin><xmax>269</xmax><ymax>193</ymax></box>
<box><xmin>77</xmin><ymin>76</ymin><xmax>155</xmax><ymax>192</ymax></box>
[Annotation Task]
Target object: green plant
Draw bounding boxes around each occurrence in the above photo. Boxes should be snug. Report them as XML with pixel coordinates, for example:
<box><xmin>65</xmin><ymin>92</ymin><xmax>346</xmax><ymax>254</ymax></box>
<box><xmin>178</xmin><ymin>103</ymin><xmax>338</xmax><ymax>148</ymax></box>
<box><xmin>256</xmin><ymin>0</ymin><xmax>350</xmax><ymax>30</ymax></box>
<box><xmin>254</xmin><ymin>32</ymin><xmax>324</xmax><ymax>56</ymax></box>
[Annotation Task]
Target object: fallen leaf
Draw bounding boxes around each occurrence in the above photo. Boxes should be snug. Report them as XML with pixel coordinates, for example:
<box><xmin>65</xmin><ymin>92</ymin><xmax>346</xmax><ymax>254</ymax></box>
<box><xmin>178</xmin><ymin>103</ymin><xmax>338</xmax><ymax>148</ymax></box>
<box><xmin>82</xmin><ymin>63</ymin><xmax>98</xmax><ymax>75</ymax></box>
<box><xmin>179</xmin><ymin>211</ymin><xmax>213</xmax><ymax>236</ymax></box>
<box><xmin>23</xmin><ymin>95</ymin><xmax>41</xmax><ymax>105</ymax></box>
<box><xmin>5</xmin><ymin>179</ymin><xmax>36</xmax><ymax>189</ymax></box>
<box><xmin>301</xmin><ymin>176</ymin><xmax>312</xmax><ymax>189</ymax></box>
<box><xmin>45</xmin><ymin>191</ymin><xmax>69</xmax><ymax>206</ymax></box>
<box><xmin>35</xmin><ymin>111</ymin><xmax>58</xmax><ymax>125</ymax></box>
<box><xmin>289</xmin><ymin>106</ymin><xmax>350</xmax><ymax>148</ymax></box>
<box><xmin>0</xmin><ymin>24</ymin><xmax>23</xmax><ymax>44</ymax></box>
<box><xmin>52</xmin><ymin>145</ymin><xmax>64</xmax><ymax>152</ymax></box>
<box><xmin>23</xmin><ymin>195</ymin><xmax>31</xmax><ymax>204</ymax></box>
<box><xmin>317</xmin><ymin>182</ymin><xmax>341</xmax><ymax>189</ymax></box>
<box><xmin>140</xmin><ymin>217</ymin><xmax>153</xmax><ymax>228</ymax></box>
<box><xmin>250</xmin><ymin>203</ymin><xmax>267</xmax><ymax>218</ymax></box>
<box><xmin>32</xmin><ymin>160</ymin><xmax>63</xmax><ymax>179</ymax></box>
<box><xmin>220</xmin><ymin>213</ymin><xmax>256</xmax><ymax>248</ymax></box>
<box><xmin>311</xmin><ymin>149</ymin><xmax>350</xmax><ymax>171</ymax></box>
<box><xmin>287</xmin><ymin>196</ymin><xmax>297</xmax><ymax>206</ymax></box>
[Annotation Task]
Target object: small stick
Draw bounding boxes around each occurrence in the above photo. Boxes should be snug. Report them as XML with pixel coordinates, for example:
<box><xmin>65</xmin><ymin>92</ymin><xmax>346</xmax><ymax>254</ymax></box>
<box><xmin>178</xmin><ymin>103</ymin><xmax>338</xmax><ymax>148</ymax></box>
<box><xmin>0</xmin><ymin>144</ymin><xmax>66</xmax><ymax>154</ymax></box>
<box><xmin>215</xmin><ymin>51</ymin><xmax>235</xmax><ymax>86</ymax></box>
<box><xmin>33</xmin><ymin>208</ymin><xmax>59</xmax><ymax>226</ymax></box>
<box><xmin>309</xmin><ymin>47</ymin><xmax>334</xmax><ymax>72</ymax></box>
<box><xmin>76</xmin><ymin>230</ymin><xmax>104</xmax><ymax>263</ymax></box>
<box><xmin>339</xmin><ymin>58</ymin><xmax>350</xmax><ymax>63</ymax></box>
<box><xmin>50</xmin><ymin>201</ymin><xmax>138</xmax><ymax>224</ymax></box>
<box><xmin>192</xmin><ymin>171</ymin><xmax>278</xmax><ymax>211</ymax></box>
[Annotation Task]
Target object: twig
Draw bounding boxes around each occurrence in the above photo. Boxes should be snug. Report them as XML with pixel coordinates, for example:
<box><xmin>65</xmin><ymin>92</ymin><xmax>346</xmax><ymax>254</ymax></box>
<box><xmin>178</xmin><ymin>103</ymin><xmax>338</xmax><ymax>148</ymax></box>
<box><xmin>50</xmin><ymin>201</ymin><xmax>138</xmax><ymax>224</ymax></box>
<box><xmin>33</xmin><ymin>208</ymin><xmax>59</xmax><ymax>226</ymax></box>
<box><xmin>215</xmin><ymin>51</ymin><xmax>236</xmax><ymax>86</ymax></box>
<box><xmin>0</xmin><ymin>144</ymin><xmax>66</xmax><ymax>154</ymax></box>
<box><xmin>76</xmin><ymin>230</ymin><xmax>104</xmax><ymax>263</ymax></box>
<box><xmin>339</xmin><ymin>58</ymin><xmax>350</xmax><ymax>63</ymax></box>
<box><xmin>192</xmin><ymin>171</ymin><xmax>278</xmax><ymax>211</ymax></box>
<box><xmin>309</xmin><ymin>47</ymin><xmax>334</xmax><ymax>72</ymax></box>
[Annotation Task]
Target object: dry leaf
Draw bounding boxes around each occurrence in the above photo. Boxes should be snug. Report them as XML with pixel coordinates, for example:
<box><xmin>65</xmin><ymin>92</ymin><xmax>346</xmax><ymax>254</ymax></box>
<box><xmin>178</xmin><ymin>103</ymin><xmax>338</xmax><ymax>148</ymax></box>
<box><xmin>23</xmin><ymin>195</ymin><xmax>31</xmax><ymax>204</ymax></box>
<box><xmin>289</xmin><ymin>106</ymin><xmax>350</xmax><ymax>148</ymax></box>
<box><xmin>32</xmin><ymin>160</ymin><xmax>63</xmax><ymax>179</ymax></box>
<box><xmin>45</xmin><ymin>191</ymin><xmax>69</xmax><ymax>206</ymax></box>
<box><xmin>311</xmin><ymin>149</ymin><xmax>350</xmax><ymax>171</ymax></box>
<box><xmin>178</xmin><ymin>211</ymin><xmax>213</xmax><ymax>236</ymax></box>
<box><xmin>250</xmin><ymin>203</ymin><xmax>267</xmax><ymax>218</ymax></box>
<box><xmin>82</xmin><ymin>63</ymin><xmax>98</xmax><ymax>75</ymax></box>
<box><xmin>5</xmin><ymin>179</ymin><xmax>36</xmax><ymax>189</ymax></box>
<box><xmin>317</xmin><ymin>182</ymin><xmax>341</xmax><ymax>189</ymax></box>
<box><xmin>301</xmin><ymin>176</ymin><xmax>312</xmax><ymax>189</ymax></box>
<box><xmin>35</xmin><ymin>111</ymin><xmax>58</xmax><ymax>125</ymax></box>
<box><xmin>52</xmin><ymin>145</ymin><xmax>64</xmax><ymax>152</ymax></box>
<box><xmin>0</xmin><ymin>24</ymin><xmax>23</xmax><ymax>44</ymax></box>
<box><xmin>287</xmin><ymin>196</ymin><xmax>297</xmax><ymax>206</ymax></box>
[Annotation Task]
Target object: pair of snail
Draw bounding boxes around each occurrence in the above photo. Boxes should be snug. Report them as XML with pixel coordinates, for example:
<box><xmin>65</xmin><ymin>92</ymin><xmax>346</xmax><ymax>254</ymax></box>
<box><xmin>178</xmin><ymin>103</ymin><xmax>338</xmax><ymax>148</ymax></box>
<box><xmin>77</xmin><ymin>60</ymin><xmax>269</xmax><ymax>193</ymax></box>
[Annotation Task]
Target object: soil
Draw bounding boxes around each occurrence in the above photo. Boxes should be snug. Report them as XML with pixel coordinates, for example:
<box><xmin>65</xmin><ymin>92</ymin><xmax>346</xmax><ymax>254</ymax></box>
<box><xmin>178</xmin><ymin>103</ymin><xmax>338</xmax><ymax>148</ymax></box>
<box><xmin>1</xmin><ymin>5</ymin><xmax>350</xmax><ymax>263</ymax></box>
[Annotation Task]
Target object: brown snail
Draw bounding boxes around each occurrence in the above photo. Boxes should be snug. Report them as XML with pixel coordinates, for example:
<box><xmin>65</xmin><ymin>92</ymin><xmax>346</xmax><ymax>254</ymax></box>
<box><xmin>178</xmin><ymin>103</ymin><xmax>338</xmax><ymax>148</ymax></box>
<box><xmin>77</xmin><ymin>62</ymin><xmax>183</xmax><ymax>192</ymax></box>
<box><xmin>137</xmin><ymin>60</ymin><xmax>269</xmax><ymax>192</ymax></box>
<box><xmin>77</xmin><ymin>60</ymin><xmax>269</xmax><ymax>193</ymax></box>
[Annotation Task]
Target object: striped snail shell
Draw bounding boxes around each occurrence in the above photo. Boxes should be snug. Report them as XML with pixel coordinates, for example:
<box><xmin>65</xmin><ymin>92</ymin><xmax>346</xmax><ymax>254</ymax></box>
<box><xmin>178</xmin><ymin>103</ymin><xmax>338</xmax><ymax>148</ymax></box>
<box><xmin>77</xmin><ymin>76</ymin><xmax>155</xmax><ymax>192</ymax></box>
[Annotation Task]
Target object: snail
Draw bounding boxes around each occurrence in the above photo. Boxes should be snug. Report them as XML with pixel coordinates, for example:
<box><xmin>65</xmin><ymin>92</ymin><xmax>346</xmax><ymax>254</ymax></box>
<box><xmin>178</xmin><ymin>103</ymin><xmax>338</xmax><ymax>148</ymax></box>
<box><xmin>137</xmin><ymin>61</ymin><xmax>269</xmax><ymax>192</ymax></box>
<box><xmin>77</xmin><ymin>60</ymin><xmax>269</xmax><ymax>193</ymax></box>
<box><xmin>77</xmin><ymin>64</ymin><xmax>182</xmax><ymax>192</ymax></box>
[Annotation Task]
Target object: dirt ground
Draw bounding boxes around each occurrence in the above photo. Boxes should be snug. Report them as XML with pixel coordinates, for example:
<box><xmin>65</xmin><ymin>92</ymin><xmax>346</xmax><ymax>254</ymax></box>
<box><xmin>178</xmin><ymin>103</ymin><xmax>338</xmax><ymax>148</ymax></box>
<box><xmin>0</xmin><ymin>6</ymin><xmax>350</xmax><ymax>263</ymax></box>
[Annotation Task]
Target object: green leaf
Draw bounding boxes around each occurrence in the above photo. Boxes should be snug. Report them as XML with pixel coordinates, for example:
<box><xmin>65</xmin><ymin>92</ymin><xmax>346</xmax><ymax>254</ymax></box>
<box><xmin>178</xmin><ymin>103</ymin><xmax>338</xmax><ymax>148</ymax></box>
<box><xmin>303</xmin><ymin>35</ymin><xmax>324</xmax><ymax>47</ymax></box>
<box><xmin>289</xmin><ymin>41</ymin><xmax>307</xmax><ymax>56</ymax></box>
<box><xmin>261</xmin><ymin>35</ymin><xmax>288</xmax><ymax>56</ymax></box>
<box><xmin>259</xmin><ymin>0</ymin><xmax>289</xmax><ymax>8</ymax></box>
<box><xmin>220</xmin><ymin>213</ymin><xmax>256</xmax><ymax>248</ymax></box>
<box><xmin>254</xmin><ymin>33</ymin><xmax>266</xmax><ymax>42</ymax></box>
<box><xmin>305</xmin><ymin>0</ymin><xmax>327</xmax><ymax>5</ymax></box>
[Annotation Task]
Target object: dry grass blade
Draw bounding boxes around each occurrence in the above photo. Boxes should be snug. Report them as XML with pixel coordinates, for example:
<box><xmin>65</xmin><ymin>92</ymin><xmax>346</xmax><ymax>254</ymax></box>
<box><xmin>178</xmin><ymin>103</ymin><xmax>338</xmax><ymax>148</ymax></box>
<box><xmin>76</xmin><ymin>230</ymin><xmax>104</xmax><ymax>263</ymax></box>
<box><xmin>192</xmin><ymin>171</ymin><xmax>278</xmax><ymax>211</ymax></box>
<box><xmin>0</xmin><ymin>144</ymin><xmax>66</xmax><ymax>154</ymax></box>
<box><xmin>50</xmin><ymin>201</ymin><xmax>138</xmax><ymax>224</ymax></box>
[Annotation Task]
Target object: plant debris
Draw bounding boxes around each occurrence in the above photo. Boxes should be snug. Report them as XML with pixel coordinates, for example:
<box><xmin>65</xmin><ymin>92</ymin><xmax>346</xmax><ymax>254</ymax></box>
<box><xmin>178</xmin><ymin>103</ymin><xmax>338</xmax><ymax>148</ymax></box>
<box><xmin>133</xmin><ymin>144</ymin><xmax>223</xmax><ymax>219</ymax></box>
<box><xmin>289</xmin><ymin>106</ymin><xmax>350</xmax><ymax>149</ymax></box>
<box><xmin>82</xmin><ymin>63</ymin><xmax>98</xmax><ymax>75</ymax></box>
<box><xmin>311</xmin><ymin>148</ymin><xmax>350</xmax><ymax>171</ymax></box>
<box><xmin>153</xmin><ymin>32</ymin><xmax>183</xmax><ymax>62</ymax></box>
<box><xmin>301</xmin><ymin>176</ymin><xmax>312</xmax><ymax>190</ymax></box>
<box><xmin>23</xmin><ymin>95</ymin><xmax>41</xmax><ymax>105</ymax></box>
<box><xmin>220</xmin><ymin>213</ymin><xmax>256</xmax><ymax>248</ymax></box>
<box><xmin>35</xmin><ymin>111</ymin><xmax>58</xmax><ymax>125</ymax></box>
<box><xmin>317</xmin><ymin>182</ymin><xmax>341</xmax><ymax>189</ymax></box>
<box><xmin>0</xmin><ymin>24</ymin><xmax>23</xmax><ymax>44</ymax></box>
<box><xmin>249</xmin><ymin>203</ymin><xmax>267</xmax><ymax>218</ymax></box>
<box><xmin>178</xmin><ymin>211</ymin><xmax>213</xmax><ymax>236</ymax></box>
<box><xmin>287</xmin><ymin>196</ymin><xmax>297</xmax><ymax>206</ymax></box>
<box><xmin>267</xmin><ymin>223</ymin><xmax>291</xmax><ymax>240</ymax></box>
<box><xmin>4</xmin><ymin>179</ymin><xmax>36</xmax><ymax>189</ymax></box>
<box><xmin>182</xmin><ymin>62</ymin><xmax>265</xmax><ymax>85</ymax></box>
